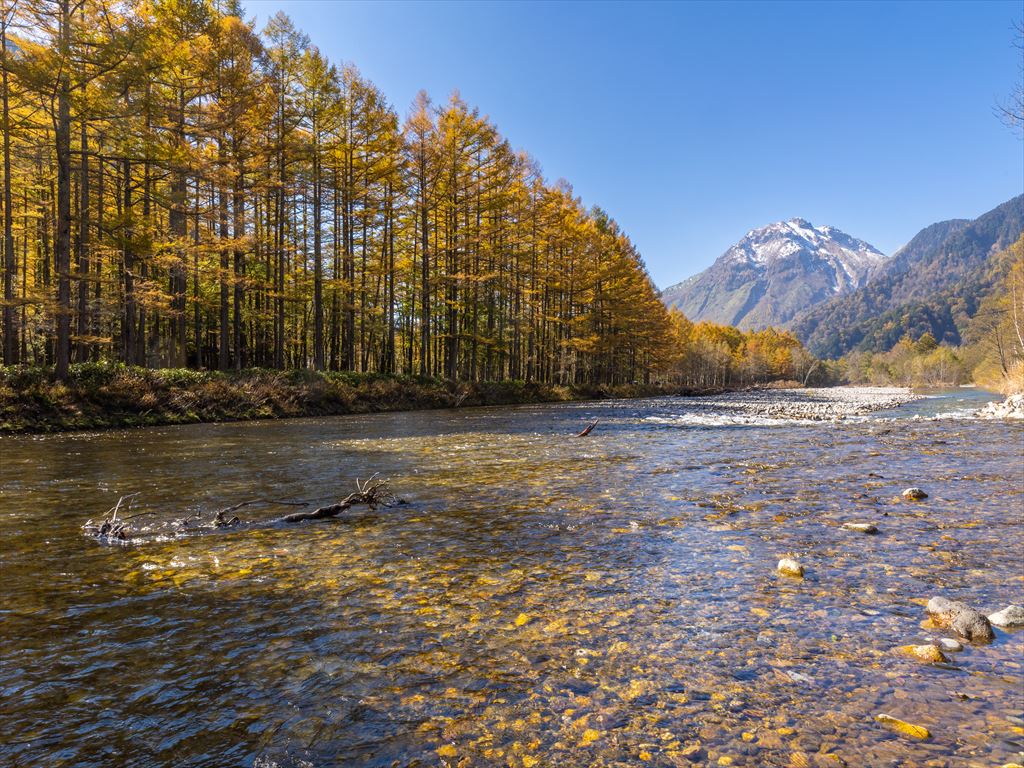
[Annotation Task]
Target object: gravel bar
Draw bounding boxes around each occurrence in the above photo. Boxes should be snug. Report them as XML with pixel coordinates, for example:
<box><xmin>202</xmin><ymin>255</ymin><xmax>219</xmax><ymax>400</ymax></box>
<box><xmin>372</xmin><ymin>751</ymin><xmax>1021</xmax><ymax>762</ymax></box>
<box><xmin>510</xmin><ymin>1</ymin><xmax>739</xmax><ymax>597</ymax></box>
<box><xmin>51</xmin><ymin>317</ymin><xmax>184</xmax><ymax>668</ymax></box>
<box><xmin>680</xmin><ymin>386</ymin><xmax>920</xmax><ymax>421</ymax></box>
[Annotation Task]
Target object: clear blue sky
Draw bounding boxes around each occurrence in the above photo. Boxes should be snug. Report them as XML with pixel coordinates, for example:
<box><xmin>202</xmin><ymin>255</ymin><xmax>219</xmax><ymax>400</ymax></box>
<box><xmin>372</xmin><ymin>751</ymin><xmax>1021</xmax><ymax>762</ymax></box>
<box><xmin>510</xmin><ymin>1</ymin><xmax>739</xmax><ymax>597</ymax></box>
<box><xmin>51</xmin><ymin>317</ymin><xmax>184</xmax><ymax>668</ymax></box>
<box><xmin>244</xmin><ymin>0</ymin><xmax>1023</xmax><ymax>288</ymax></box>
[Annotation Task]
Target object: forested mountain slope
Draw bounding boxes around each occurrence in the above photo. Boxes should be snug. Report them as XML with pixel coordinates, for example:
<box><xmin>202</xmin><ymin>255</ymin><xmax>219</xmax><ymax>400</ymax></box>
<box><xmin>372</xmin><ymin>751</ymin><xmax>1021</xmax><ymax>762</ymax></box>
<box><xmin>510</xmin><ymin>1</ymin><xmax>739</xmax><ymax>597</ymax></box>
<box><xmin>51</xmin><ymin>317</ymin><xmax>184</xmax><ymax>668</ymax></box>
<box><xmin>790</xmin><ymin>195</ymin><xmax>1024</xmax><ymax>357</ymax></box>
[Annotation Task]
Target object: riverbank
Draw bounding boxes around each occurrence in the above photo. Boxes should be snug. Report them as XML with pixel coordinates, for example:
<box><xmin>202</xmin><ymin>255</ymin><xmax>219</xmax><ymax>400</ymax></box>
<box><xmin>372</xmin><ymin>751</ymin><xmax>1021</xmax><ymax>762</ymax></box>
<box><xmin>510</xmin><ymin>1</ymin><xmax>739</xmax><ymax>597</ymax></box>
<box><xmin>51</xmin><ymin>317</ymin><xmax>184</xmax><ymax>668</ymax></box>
<box><xmin>0</xmin><ymin>364</ymin><xmax>696</xmax><ymax>434</ymax></box>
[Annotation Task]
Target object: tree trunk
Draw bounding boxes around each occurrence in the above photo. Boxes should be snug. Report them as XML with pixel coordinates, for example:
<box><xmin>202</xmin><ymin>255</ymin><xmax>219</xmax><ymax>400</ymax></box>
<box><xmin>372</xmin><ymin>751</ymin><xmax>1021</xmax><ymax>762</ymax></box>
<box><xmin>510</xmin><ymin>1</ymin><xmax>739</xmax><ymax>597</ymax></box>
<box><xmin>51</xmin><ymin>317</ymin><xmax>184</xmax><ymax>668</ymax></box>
<box><xmin>167</xmin><ymin>87</ymin><xmax>188</xmax><ymax>367</ymax></box>
<box><xmin>419</xmin><ymin>179</ymin><xmax>430</xmax><ymax>375</ymax></box>
<box><xmin>312</xmin><ymin>129</ymin><xmax>324</xmax><ymax>370</ymax></box>
<box><xmin>54</xmin><ymin>0</ymin><xmax>72</xmax><ymax>379</ymax></box>
<box><xmin>232</xmin><ymin>162</ymin><xmax>245</xmax><ymax>371</ymax></box>
<box><xmin>75</xmin><ymin>116</ymin><xmax>89</xmax><ymax>361</ymax></box>
<box><xmin>1</xmin><ymin>16</ymin><xmax>16</xmax><ymax>364</ymax></box>
<box><xmin>122</xmin><ymin>159</ymin><xmax>137</xmax><ymax>364</ymax></box>
<box><xmin>218</xmin><ymin>142</ymin><xmax>230</xmax><ymax>370</ymax></box>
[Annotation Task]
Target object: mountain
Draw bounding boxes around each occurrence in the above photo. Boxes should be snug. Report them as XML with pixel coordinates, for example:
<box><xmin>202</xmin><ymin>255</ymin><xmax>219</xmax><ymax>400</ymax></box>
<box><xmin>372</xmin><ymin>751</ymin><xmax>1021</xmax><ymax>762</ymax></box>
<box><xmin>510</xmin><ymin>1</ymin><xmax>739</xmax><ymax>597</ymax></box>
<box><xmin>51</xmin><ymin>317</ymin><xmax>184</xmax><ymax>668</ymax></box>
<box><xmin>790</xmin><ymin>194</ymin><xmax>1024</xmax><ymax>357</ymax></box>
<box><xmin>660</xmin><ymin>219</ymin><xmax>885</xmax><ymax>330</ymax></box>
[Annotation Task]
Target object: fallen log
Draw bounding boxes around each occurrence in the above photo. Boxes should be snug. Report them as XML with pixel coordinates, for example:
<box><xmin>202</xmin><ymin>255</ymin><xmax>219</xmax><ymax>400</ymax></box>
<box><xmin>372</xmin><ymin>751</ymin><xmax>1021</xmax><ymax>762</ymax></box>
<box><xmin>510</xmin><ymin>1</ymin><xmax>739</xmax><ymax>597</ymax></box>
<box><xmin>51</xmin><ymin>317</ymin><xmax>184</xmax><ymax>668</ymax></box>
<box><xmin>83</xmin><ymin>477</ymin><xmax>399</xmax><ymax>543</ymax></box>
<box><xmin>278</xmin><ymin>477</ymin><xmax>396</xmax><ymax>523</ymax></box>
<box><xmin>81</xmin><ymin>492</ymin><xmax>148</xmax><ymax>540</ymax></box>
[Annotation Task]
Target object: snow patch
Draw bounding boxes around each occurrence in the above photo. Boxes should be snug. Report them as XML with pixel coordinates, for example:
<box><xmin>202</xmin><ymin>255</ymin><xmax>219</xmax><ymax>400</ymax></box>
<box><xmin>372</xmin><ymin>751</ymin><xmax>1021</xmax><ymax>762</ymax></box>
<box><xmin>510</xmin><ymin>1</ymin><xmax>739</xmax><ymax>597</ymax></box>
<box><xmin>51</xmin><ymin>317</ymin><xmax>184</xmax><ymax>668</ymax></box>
<box><xmin>713</xmin><ymin>218</ymin><xmax>884</xmax><ymax>286</ymax></box>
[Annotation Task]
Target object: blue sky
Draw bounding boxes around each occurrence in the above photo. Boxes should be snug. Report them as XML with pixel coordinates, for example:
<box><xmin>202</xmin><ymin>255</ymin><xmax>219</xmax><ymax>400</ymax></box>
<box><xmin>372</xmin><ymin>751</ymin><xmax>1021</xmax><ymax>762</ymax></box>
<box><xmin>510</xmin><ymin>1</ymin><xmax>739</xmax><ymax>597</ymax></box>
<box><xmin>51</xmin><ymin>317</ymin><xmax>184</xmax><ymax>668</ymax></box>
<box><xmin>244</xmin><ymin>0</ymin><xmax>1023</xmax><ymax>288</ymax></box>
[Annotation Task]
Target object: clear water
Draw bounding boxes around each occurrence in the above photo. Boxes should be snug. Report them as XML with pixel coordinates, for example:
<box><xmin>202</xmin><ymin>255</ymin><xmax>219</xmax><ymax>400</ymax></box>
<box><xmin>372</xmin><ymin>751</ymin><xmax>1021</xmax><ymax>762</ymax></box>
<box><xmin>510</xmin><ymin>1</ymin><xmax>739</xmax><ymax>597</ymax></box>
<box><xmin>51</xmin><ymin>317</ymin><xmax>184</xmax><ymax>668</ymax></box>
<box><xmin>1</xmin><ymin>389</ymin><xmax>1021</xmax><ymax>767</ymax></box>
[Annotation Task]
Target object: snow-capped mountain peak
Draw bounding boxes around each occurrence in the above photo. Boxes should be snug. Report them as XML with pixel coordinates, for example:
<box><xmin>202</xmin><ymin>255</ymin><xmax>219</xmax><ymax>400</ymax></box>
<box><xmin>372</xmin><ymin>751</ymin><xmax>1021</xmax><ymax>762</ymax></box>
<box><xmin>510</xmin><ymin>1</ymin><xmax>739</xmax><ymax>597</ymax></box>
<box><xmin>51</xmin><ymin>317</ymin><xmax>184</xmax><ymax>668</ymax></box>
<box><xmin>660</xmin><ymin>219</ymin><xmax>886</xmax><ymax>330</ymax></box>
<box><xmin>722</xmin><ymin>219</ymin><xmax>883</xmax><ymax>282</ymax></box>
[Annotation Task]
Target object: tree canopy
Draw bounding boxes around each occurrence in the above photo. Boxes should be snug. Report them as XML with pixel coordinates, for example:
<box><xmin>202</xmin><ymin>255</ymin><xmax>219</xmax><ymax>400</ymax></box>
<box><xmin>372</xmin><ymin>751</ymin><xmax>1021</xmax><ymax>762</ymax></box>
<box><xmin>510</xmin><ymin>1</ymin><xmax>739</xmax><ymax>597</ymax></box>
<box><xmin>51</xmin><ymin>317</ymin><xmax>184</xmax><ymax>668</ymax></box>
<box><xmin>0</xmin><ymin>0</ymin><xmax>819</xmax><ymax>390</ymax></box>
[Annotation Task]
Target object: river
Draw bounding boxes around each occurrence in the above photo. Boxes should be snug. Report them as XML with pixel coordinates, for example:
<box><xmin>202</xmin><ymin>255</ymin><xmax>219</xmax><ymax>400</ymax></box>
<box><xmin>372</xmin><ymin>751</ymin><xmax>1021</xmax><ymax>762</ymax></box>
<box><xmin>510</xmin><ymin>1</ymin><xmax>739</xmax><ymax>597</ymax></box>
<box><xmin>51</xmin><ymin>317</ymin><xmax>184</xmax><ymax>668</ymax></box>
<box><xmin>1</xmin><ymin>388</ymin><xmax>1021</xmax><ymax>767</ymax></box>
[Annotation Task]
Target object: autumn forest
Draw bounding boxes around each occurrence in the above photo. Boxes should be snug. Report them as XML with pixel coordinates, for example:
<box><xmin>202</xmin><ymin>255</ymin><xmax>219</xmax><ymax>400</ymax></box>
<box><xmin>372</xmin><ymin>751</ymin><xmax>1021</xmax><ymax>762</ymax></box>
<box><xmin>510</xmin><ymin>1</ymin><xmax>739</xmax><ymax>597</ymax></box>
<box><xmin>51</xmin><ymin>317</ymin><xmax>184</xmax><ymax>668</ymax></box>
<box><xmin>0</xmin><ymin>0</ymin><xmax>827</xmax><ymax>394</ymax></box>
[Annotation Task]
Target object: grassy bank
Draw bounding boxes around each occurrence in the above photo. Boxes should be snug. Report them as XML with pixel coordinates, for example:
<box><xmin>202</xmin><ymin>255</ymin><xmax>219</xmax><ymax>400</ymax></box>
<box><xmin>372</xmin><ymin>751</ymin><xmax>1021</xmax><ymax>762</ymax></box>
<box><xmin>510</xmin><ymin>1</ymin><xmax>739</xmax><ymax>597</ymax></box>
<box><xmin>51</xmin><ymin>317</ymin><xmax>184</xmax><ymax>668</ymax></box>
<box><xmin>0</xmin><ymin>363</ymin><xmax>690</xmax><ymax>434</ymax></box>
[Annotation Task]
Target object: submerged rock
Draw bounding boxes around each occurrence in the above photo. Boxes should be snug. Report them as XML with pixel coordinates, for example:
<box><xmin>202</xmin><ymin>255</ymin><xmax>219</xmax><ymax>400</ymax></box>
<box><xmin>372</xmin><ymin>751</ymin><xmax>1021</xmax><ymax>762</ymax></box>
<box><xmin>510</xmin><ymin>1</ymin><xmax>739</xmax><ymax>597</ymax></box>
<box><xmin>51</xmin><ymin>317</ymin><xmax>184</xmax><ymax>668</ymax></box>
<box><xmin>988</xmin><ymin>604</ymin><xmax>1024</xmax><ymax>628</ymax></box>
<box><xmin>895</xmin><ymin>644</ymin><xmax>948</xmax><ymax>663</ymax></box>
<box><xmin>777</xmin><ymin>558</ymin><xmax>804</xmax><ymax>578</ymax></box>
<box><xmin>842</xmin><ymin>522</ymin><xmax>878</xmax><ymax>534</ymax></box>
<box><xmin>875</xmin><ymin>713</ymin><xmax>931</xmax><ymax>740</ymax></box>
<box><xmin>926</xmin><ymin>596</ymin><xmax>994</xmax><ymax>643</ymax></box>
<box><xmin>680</xmin><ymin>744</ymin><xmax>705</xmax><ymax>762</ymax></box>
<box><xmin>902</xmin><ymin>487</ymin><xmax>928</xmax><ymax>500</ymax></box>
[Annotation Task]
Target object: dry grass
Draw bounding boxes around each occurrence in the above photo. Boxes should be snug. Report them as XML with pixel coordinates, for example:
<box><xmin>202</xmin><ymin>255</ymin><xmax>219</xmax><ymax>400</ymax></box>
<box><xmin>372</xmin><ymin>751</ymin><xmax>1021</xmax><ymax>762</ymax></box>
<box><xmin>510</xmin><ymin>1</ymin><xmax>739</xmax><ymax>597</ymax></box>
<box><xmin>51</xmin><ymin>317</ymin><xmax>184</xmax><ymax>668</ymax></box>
<box><xmin>971</xmin><ymin>358</ymin><xmax>1024</xmax><ymax>395</ymax></box>
<box><xmin>1001</xmin><ymin>360</ymin><xmax>1024</xmax><ymax>395</ymax></box>
<box><xmin>0</xmin><ymin>363</ymin><xmax>686</xmax><ymax>433</ymax></box>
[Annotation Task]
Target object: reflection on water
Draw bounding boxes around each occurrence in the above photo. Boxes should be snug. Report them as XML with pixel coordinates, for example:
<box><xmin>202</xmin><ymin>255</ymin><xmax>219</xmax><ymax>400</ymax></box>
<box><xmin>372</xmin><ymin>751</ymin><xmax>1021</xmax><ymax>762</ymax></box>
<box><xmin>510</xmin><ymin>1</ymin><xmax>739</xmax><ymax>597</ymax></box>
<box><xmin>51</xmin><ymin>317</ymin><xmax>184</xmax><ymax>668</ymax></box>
<box><xmin>1</xmin><ymin>389</ymin><xmax>1022</xmax><ymax>767</ymax></box>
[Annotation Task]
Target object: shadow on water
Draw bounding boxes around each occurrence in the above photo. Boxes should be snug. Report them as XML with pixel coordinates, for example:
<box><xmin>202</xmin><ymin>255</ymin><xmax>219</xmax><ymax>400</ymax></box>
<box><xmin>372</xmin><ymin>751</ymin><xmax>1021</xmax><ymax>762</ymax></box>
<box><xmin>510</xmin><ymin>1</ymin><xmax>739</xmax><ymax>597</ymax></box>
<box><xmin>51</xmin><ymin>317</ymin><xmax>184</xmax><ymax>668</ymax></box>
<box><xmin>1</xmin><ymin>389</ymin><xmax>1022</xmax><ymax>767</ymax></box>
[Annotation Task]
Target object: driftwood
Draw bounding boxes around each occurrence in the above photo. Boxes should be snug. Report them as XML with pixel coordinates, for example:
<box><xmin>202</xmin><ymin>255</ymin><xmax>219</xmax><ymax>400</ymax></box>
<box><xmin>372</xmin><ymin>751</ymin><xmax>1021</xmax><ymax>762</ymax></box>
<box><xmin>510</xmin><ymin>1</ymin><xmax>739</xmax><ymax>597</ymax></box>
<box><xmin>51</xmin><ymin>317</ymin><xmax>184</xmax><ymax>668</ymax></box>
<box><xmin>81</xmin><ymin>493</ymin><xmax>150</xmax><ymax>540</ymax></box>
<box><xmin>575</xmin><ymin>420</ymin><xmax>598</xmax><ymax>437</ymax></box>
<box><xmin>277</xmin><ymin>477</ymin><xmax>396</xmax><ymax>523</ymax></box>
<box><xmin>83</xmin><ymin>476</ymin><xmax>399</xmax><ymax>543</ymax></box>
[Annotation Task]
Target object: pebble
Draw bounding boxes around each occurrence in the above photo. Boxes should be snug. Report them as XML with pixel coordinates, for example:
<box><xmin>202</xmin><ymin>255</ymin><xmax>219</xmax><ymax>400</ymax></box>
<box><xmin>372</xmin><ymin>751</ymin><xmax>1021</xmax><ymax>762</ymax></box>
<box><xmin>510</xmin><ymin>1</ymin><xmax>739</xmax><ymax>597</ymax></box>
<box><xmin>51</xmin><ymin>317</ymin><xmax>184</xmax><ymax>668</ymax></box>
<box><xmin>902</xmin><ymin>487</ymin><xmax>928</xmax><ymax>500</ymax></box>
<box><xmin>988</xmin><ymin>604</ymin><xmax>1024</xmax><ymax>628</ymax></box>
<box><xmin>681</xmin><ymin>744</ymin><xmax>705</xmax><ymax>762</ymax></box>
<box><xmin>896</xmin><ymin>644</ymin><xmax>949</xmax><ymax>664</ymax></box>
<box><xmin>842</xmin><ymin>522</ymin><xmax>878</xmax><ymax>534</ymax></box>
<box><xmin>875</xmin><ymin>713</ymin><xmax>931</xmax><ymax>740</ymax></box>
<box><xmin>777</xmin><ymin>558</ymin><xmax>804</xmax><ymax>578</ymax></box>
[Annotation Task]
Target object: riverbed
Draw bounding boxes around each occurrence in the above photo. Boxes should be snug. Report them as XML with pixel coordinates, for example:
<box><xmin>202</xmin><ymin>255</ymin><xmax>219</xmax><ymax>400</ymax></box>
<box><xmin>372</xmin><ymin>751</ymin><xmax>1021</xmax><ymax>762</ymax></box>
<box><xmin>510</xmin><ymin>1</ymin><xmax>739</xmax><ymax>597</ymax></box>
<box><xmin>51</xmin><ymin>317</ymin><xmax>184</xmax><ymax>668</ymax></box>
<box><xmin>1</xmin><ymin>387</ymin><xmax>1021</xmax><ymax>767</ymax></box>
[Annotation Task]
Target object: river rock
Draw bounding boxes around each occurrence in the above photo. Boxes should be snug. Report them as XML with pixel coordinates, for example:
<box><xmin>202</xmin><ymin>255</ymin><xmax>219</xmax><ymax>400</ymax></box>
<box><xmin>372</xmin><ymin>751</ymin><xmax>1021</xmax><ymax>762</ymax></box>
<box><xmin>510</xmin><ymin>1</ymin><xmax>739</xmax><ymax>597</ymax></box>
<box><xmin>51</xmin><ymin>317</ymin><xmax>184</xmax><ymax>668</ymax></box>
<box><xmin>977</xmin><ymin>393</ymin><xmax>1024</xmax><ymax>419</ymax></box>
<box><xmin>951</xmin><ymin>612</ymin><xmax>993</xmax><ymax>643</ymax></box>
<box><xmin>842</xmin><ymin>522</ymin><xmax>878</xmax><ymax>534</ymax></box>
<box><xmin>926</xmin><ymin>596</ymin><xmax>960</xmax><ymax>619</ymax></box>
<box><xmin>934</xmin><ymin>637</ymin><xmax>963</xmax><ymax>652</ymax></box>
<box><xmin>926</xmin><ymin>596</ymin><xmax>994</xmax><ymax>643</ymax></box>
<box><xmin>777</xmin><ymin>558</ymin><xmax>804</xmax><ymax>578</ymax></box>
<box><xmin>896</xmin><ymin>644</ymin><xmax>948</xmax><ymax>663</ymax></box>
<box><xmin>680</xmin><ymin>744</ymin><xmax>705</xmax><ymax>762</ymax></box>
<box><xmin>988</xmin><ymin>604</ymin><xmax>1024</xmax><ymax>628</ymax></box>
<box><xmin>902</xmin><ymin>487</ymin><xmax>928</xmax><ymax>500</ymax></box>
<box><xmin>875</xmin><ymin>713</ymin><xmax>931</xmax><ymax>740</ymax></box>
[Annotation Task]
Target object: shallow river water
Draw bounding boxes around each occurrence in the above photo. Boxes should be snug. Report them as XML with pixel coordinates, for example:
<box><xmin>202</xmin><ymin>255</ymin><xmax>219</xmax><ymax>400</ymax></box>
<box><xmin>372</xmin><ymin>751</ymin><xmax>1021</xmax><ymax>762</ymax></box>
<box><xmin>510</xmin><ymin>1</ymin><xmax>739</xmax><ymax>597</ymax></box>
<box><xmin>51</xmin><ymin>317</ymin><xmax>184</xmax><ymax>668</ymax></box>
<box><xmin>1</xmin><ymin>389</ymin><xmax>1022</xmax><ymax>768</ymax></box>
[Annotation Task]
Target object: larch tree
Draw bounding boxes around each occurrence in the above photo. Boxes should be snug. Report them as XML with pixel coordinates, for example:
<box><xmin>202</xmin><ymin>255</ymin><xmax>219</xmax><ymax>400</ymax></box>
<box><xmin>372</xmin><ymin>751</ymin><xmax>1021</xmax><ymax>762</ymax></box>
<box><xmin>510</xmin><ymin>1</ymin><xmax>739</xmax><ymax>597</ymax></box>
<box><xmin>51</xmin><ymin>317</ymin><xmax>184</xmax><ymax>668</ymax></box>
<box><xmin>0</xmin><ymin>0</ymin><xmax>803</xmax><ymax>390</ymax></box>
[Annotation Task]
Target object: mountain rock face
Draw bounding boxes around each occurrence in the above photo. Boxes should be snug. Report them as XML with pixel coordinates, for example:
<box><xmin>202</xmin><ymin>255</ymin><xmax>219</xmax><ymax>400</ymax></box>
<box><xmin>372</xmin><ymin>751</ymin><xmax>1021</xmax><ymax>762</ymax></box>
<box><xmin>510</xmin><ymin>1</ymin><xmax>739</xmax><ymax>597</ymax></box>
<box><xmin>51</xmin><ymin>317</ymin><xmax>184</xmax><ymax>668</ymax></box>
<box><xmin>790</xmin><ymin>194</ymin><xmax>1024</xmax><ymax>357</ymax></box>
<box><xmin>661</xmin><ymin>219</ymin><xmax>885</xmax><ymax>329</ymax></box>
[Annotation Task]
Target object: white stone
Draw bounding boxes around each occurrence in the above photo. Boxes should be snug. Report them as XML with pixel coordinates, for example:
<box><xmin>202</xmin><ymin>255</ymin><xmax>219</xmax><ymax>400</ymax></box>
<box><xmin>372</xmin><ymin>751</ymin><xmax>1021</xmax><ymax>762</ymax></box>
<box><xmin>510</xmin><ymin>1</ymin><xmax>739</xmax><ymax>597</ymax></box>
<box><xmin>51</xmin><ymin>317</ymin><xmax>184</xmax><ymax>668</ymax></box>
<box><xmin>988</xmin><ymin>604</ymin><xmax>1024</xmax><ymax>628</ymax></box>
<box><xmin>977</xmin><ymin>393</ymin><xmax>1024</xmax><ymax>419</ymax></box>
<box><xmin>777</xmin><ymin>558</ymin><xmax>804</xmax><ymax>578</ymax></box>
<box><xmin>842</xmin><ymin>522</ymin><xmax>878</xmax><ymax>534</ymax></box>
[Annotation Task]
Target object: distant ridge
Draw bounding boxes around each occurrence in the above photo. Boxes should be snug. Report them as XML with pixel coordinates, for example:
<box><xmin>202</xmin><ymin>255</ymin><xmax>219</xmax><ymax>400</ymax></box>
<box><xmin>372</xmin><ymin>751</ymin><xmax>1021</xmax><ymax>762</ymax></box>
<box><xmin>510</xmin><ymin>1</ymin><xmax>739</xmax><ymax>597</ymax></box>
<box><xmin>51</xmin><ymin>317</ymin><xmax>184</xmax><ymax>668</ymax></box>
<box><xmin>789</xmin><ymin>194</ymin><xmax>1024</xmax><ymax>357</ymax></box>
